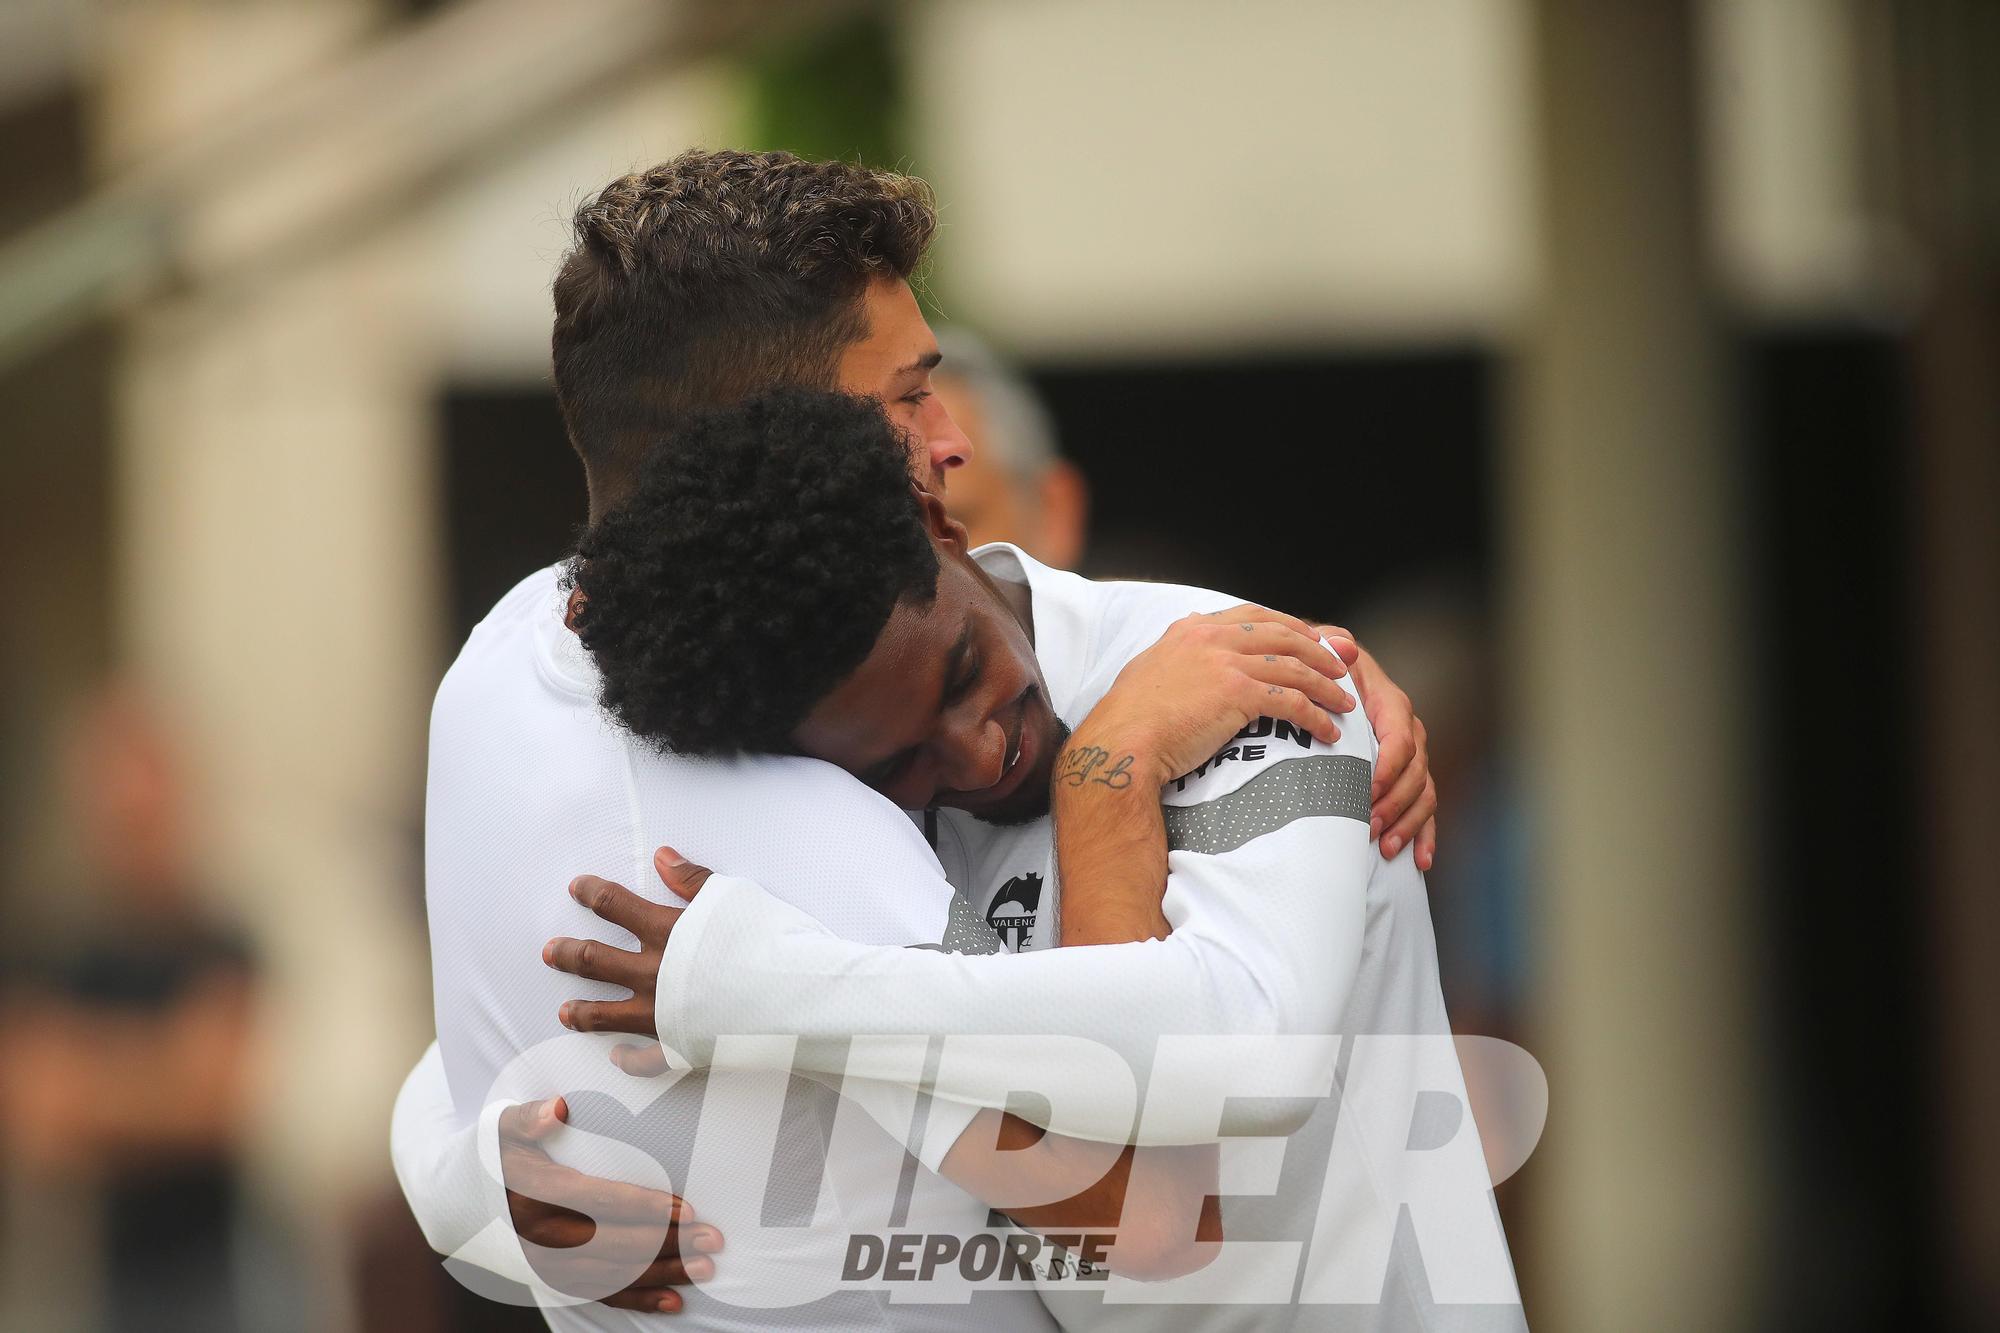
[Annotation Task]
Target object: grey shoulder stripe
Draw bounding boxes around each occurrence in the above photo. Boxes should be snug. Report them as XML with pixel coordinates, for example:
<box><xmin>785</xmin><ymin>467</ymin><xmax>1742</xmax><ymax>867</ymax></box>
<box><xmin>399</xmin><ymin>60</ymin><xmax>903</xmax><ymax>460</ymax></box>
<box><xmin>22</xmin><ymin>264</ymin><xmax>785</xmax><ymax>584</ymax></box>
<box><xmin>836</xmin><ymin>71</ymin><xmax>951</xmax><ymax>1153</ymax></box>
<box><xmin>909</xmin><ymin>890</ymin><xmax>1004</xmax><ymax>955</ymax></box>
<box><xmin>1164</xmin><ymin>754</ymin><xmax>1373</xmax><ymax>856</ymax></box>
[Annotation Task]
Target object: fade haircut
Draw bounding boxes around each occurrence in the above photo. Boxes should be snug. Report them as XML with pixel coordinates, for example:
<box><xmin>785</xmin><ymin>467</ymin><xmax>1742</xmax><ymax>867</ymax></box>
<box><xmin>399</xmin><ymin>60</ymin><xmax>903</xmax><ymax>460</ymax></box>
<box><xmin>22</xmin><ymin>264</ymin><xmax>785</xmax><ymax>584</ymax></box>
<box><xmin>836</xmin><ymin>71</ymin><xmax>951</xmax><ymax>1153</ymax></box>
<box><xmin>551</xmin><ymin>149</ymin><xmax>938</xmax><ymax>502</ymax></box>
<box><xmin>568</xmin><ymin>389</ymin><xmax>940</xmax><ymax>757</ymax></box>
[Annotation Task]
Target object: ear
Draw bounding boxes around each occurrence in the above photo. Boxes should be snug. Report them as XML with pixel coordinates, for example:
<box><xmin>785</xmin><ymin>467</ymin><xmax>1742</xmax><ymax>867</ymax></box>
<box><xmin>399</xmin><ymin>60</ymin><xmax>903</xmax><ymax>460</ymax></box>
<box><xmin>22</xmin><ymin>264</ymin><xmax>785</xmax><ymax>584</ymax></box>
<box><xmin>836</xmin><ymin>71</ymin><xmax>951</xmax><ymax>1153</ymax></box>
<box><xmin>914</xmin><ymin>487</ymin><xmax>971</xmax><ymax>553</ymax></box>
<box><xmin>1034</xmin><ymin>461</ymin><xmax>1091</xmax><ymax>571</ymax></box>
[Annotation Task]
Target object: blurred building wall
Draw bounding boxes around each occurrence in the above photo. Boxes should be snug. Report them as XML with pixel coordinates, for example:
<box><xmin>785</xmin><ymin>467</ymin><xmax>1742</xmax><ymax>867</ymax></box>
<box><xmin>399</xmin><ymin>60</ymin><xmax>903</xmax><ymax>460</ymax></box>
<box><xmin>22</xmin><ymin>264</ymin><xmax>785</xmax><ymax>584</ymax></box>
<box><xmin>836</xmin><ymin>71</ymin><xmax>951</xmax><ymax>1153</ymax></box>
<box><xmin>90</xmin><ymin>5</ymin><xmax>439</xmax><ymax>1321</ymax></box>
<box><xmin>429</xmin><ymin>65</ymin><xmax>741</xmax><ymax>381</ymax></box>
<box><xmin>907</xmin><ymin>0</ymin><xmax>1536</xmax><ymax>353</ymax></box>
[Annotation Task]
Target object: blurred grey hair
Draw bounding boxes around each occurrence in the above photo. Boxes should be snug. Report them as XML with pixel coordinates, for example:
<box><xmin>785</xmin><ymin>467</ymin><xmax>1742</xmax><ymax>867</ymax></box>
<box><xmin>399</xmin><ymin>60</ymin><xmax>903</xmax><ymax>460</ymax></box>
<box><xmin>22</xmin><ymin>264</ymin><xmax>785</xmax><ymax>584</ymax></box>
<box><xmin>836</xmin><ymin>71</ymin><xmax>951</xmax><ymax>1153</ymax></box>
<box><xmin>934</xmin><ymin>329</ymin><xmax>1064</xmax><ymax>480</ymax></box>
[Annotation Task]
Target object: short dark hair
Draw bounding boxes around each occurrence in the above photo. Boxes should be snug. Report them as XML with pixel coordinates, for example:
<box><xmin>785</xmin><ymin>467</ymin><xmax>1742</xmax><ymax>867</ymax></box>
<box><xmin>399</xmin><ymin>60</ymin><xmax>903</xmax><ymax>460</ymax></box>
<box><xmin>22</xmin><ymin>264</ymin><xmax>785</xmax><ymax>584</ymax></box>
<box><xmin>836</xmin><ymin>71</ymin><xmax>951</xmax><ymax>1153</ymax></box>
<box><xmin>551</xmin><ymin>149</ymin><xmax>937</xmax><ymax>502</ymax></box>
<box><xmin>568</xmin><ymin>388</ymin><xmax>939</xmax><ymax>756</ymax></box>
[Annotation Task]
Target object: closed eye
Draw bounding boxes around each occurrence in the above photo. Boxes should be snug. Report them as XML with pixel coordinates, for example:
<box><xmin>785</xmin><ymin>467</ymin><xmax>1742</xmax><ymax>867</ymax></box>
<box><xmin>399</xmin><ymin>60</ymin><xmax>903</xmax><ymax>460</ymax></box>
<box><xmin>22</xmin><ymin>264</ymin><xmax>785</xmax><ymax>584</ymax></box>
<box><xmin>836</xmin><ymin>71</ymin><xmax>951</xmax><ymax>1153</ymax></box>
<box><xmin>862</xmin><ymin>619</ymin><xmax>972</xmax><ymax>794</ymax></box>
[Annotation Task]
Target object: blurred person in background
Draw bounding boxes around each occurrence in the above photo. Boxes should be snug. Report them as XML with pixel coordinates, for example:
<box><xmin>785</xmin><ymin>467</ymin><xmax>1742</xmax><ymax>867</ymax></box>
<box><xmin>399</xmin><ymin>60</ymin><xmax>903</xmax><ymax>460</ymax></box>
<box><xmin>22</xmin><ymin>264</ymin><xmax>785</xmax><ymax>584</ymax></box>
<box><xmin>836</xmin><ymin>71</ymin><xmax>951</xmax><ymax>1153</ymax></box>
<box><xmin>1341</xmin><ymin>580</ymin><xmax>1525</xmax><ymax>1042</ymax></box>
<box><xmin>1336</xmin><ymin>579</ymin><xmax>1538</xmax><ymax>1221</ymax></box>
<box><xmin>933</xmin><ymin>329</ymin><xmax>1090</xmax><ymax>571</ymax></box>
<box><xmin>0</xmin><ymin>684</ymin><xmax>295</xmax><ymax>1333</ymax></box>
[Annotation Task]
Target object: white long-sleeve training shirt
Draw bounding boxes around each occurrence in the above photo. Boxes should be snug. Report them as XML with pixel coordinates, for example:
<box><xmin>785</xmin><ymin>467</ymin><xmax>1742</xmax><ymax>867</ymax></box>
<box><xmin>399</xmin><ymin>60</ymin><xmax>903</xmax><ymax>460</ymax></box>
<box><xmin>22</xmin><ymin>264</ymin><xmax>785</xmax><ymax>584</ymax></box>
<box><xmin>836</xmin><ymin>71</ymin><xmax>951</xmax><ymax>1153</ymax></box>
<box><xmin>395</xmin><ymin>561</ymin><xmax>1050</xmax><ymax>1332</ymax></box>
<box><xmin>395</xmin><ymin>547</ymin><xmax>1524</xmax><ymax>1331</ymax></box>
<box><xmin>643</xmin><ymin>547</ymin><xmax>1525</xmax><ymax>1331</ymax></box>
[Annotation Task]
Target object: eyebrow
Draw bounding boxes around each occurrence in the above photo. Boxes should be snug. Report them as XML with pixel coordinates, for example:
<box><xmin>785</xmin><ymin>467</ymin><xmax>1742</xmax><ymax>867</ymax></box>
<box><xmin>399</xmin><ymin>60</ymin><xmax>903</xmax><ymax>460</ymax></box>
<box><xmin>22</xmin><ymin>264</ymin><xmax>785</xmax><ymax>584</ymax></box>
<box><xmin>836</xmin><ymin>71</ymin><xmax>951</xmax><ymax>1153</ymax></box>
<box><xmin>897</xmin><ymin>349</ymin><xmax>944</xmax><ymax>377</ymax></box>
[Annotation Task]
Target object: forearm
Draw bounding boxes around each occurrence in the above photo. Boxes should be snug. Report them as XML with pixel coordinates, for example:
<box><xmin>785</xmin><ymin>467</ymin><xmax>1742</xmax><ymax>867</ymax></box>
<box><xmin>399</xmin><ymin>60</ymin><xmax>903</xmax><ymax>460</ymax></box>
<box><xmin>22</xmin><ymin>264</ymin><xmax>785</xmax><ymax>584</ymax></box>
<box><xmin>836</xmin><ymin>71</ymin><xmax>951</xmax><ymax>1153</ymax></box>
<box><xmin>1053</xmin><ymin>736</ymin><xmax>1171</xmax><ymax>945</ymax></box>
<box><xmin>661</xmin><ymin>818</ymin><xmax>1363</xmax><ymax>1144</ymax></box>
<box><xmin>938</xmin><ymin>1112</ymin><xmax>1222</xmax><ymax>1279</ymax></box>
<box><xmin>1034</xmin><ymin>739</ymin><xmax>1217</xmax><ymax>1258</ymax></box>
<box><xmin>662</xmin><ymin>876</ymin><xmax>1254</xmax><ymax>1132</ymax></box>
<box><xmin>390</xmin><ymin>1043</ymin><xmax>535</xmax><ymax>1281</ymax></box>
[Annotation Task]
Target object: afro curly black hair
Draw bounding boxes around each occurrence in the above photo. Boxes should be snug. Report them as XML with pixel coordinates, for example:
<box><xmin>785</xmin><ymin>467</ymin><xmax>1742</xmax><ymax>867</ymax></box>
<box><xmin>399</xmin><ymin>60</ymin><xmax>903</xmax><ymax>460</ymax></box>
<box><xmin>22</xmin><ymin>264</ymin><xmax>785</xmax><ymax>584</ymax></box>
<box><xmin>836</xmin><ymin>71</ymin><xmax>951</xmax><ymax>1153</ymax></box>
<box><xmin>567</xmin><ymin>387</ymin><xmax>939</xmax><ymax>756</ymax></box>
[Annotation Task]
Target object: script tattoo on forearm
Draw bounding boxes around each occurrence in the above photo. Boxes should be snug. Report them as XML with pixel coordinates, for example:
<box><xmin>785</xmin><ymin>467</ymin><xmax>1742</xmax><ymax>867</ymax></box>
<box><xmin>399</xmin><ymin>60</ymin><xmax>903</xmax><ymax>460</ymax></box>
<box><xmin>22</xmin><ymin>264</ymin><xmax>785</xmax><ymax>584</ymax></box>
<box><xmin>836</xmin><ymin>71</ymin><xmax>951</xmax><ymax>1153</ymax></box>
<box><xmin>1054</xmin><ymin>745</ymin><xmax>1136</xmax><ymax>790</ymax></box>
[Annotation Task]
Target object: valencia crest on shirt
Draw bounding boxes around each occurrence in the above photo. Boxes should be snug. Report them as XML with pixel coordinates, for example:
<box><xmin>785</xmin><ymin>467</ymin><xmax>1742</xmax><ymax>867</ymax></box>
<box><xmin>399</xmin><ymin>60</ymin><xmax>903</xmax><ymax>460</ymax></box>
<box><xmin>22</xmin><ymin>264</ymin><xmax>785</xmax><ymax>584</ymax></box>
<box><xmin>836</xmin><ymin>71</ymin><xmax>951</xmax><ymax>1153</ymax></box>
<box><xmin>985</xmin><ymin>871</ymin><xmax>1042</xmax><ymax>950</ymax></box>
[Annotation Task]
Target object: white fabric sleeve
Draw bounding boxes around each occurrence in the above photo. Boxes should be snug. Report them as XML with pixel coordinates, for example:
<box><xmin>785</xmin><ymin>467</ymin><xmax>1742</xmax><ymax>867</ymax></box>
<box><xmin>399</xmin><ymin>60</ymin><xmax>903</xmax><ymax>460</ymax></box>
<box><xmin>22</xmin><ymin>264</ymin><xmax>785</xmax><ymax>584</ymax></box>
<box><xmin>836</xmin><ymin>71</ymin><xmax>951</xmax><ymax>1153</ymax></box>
<box><xmin>388</xmin><ymin>1041</ymin><xmax>538</xmax><ymax>1288</ymax></box>
<box><xmin>791</xmin><ymin>1064</ymin><xmax>988</xmax><ymax>1175</ymax></box>
<box><xmin>658</xmin><ymin>743</ymin><xmax>1374</xmax><ymax>1147</ymax></box>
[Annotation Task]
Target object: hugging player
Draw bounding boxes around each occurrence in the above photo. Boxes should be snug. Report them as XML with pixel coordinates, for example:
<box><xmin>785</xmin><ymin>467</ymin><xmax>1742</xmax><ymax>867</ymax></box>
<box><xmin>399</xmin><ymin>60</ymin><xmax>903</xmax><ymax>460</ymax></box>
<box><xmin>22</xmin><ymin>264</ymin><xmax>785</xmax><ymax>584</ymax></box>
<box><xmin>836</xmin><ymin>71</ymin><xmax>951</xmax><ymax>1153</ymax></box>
<box><xmin>390</xmin><ymin>150</ymin><xmax>1452</xmax><ymax>1331</ymax></box>
<box><xmin>536</xmin><ymin>388</ymin><xmax>1523</xmax><ymax>1328</ymax></box>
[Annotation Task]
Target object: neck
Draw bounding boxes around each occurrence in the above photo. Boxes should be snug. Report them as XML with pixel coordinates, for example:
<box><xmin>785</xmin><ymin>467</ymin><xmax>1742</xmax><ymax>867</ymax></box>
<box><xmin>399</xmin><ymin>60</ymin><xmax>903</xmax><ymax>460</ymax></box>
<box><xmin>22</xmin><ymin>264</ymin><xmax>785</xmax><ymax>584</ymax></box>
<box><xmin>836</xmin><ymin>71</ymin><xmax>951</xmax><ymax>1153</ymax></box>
<box><xmin>583</xmin><ymin>467</ymin><xmax>634</xmax><ymax>526</ymax></box>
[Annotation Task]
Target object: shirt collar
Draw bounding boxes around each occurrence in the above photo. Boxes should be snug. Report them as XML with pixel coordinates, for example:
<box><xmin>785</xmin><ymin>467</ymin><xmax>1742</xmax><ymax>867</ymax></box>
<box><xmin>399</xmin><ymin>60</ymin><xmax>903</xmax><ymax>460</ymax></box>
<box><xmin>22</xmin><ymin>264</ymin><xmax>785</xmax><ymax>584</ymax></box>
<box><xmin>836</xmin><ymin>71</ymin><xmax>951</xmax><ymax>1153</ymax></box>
<box><xmin>971</xmin><ymin>542</ymin><xmax>1097</xmax><ymax>727</ymax></box>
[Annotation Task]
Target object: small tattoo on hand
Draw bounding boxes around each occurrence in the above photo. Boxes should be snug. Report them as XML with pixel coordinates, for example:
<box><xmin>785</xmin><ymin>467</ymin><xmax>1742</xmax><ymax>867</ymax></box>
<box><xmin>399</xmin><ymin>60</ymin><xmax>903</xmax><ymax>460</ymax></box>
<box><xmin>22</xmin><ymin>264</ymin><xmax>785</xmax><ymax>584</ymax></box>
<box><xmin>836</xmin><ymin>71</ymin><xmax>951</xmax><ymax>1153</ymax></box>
<box><xmin>1055</xmin><ymin>745</ymin><xmax>1136</xmax><ymax>790</ymax></box>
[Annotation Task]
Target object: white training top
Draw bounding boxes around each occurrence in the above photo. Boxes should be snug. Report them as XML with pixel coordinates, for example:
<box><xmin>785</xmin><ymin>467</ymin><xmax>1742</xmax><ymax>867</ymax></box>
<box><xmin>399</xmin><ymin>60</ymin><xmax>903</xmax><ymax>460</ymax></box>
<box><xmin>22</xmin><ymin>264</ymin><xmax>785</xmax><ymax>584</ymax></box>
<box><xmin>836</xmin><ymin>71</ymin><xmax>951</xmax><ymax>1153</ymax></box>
<box><xmin>395</xmin><ymin>562</ymin><xmax>1051</xmax><ymax>1332</ymax></box>
<box><xmin>395</xmin><ymin>548</ymin><xmax>1525</xmax><ymax>1331</ymax></box>
<box><xmin>647</xmin><ymin>548</ymin><xmax>1526</xmax><ymax>1331</ymax></box>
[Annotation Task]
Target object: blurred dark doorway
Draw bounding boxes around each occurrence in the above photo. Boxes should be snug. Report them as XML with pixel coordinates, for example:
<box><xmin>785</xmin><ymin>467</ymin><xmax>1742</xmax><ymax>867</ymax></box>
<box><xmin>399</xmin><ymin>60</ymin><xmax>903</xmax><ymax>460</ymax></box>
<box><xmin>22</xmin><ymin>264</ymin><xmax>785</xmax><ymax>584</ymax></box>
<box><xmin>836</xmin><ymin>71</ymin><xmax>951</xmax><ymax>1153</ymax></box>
<box><xmin>1029</xmin><ymin>349</ymin><xmax>1497</xmax><ymax>618</ymax></box>
<box><xmin>437</xmin><ymin>389</ymin><xmax>589</xmax><ymax>649</ymax></box>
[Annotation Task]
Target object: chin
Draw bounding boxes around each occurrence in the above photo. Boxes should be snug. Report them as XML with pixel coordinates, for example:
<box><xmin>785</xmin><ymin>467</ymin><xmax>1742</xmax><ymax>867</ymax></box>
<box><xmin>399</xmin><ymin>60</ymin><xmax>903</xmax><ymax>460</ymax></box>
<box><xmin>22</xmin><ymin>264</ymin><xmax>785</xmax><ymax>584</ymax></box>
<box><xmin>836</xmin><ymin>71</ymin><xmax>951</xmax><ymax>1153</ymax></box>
<box><xmin>972</xmin><ymin>787</ymin><xmax>1051</xmax><ymax>827</ymax></box>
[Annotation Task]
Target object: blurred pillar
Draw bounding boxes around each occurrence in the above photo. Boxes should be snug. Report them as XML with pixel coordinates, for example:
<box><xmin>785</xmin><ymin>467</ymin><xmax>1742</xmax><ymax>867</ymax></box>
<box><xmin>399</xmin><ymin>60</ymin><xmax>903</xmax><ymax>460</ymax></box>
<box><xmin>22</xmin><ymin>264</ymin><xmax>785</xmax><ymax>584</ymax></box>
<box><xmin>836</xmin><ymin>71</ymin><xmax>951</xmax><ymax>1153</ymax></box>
<box><xmin>96</xmin><ymin>4</ymin><xmax>436</xmax><ymax>1326</ymax></box>
<box><xmin>1873</xmin><ymin>1</ymin><xmax>2000</xmax><ymax>1320</ymax></box>
<box><xmin>1506</xmin><ymin>2</ymin><xmax>1769</xmax><ymax>1328</ymax></box>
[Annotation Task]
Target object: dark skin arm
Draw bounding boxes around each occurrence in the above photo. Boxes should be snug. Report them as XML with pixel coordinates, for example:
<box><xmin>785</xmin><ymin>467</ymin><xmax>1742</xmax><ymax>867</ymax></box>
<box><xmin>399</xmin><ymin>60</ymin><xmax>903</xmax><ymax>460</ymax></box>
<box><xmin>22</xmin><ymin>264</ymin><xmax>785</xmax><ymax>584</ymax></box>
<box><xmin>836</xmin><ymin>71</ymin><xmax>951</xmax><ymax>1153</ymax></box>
<box><xmin>552</xmin><ymin>856</ymin><xmax>1223</xmax><ymax>1279</ymax></box>
<box><xmin>547</xmin><ymin>612</ymin><xmax>1422</xmax><ymax>1281</ymax></box>
<box><xmin>532</xmin><ymin>615</ymin><xmax>1439</xmax><ymax>1293</ymax></box>
<box><xmin>490</xmin><ymin>1096</ymin><xmax>721</xmax><ymax>1315</ymax></box>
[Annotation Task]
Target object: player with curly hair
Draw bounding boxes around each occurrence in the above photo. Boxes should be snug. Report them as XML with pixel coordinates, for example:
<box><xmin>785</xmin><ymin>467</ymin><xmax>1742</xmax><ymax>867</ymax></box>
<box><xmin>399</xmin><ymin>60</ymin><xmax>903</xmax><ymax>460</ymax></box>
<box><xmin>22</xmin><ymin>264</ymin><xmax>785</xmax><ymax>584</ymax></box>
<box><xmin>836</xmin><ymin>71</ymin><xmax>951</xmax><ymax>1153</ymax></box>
<box><xmin>568</xmin><ymin>389</ymin><xmax>944</xmax><ymax>763</ymax></box>
<box><xmin>391</xmin><ymin>150</ymin><xmax>1455</xmax><ymax>1329</ymax></box>
<box><xmin>542</xmin><ymin>385</ymin><xmax>1524</xmax><ymax>1328</ymax></box>
<box><xmin>568</xmin><ymin>388</ymin><xmax>1351</xmax><ymax>830</ymax></box>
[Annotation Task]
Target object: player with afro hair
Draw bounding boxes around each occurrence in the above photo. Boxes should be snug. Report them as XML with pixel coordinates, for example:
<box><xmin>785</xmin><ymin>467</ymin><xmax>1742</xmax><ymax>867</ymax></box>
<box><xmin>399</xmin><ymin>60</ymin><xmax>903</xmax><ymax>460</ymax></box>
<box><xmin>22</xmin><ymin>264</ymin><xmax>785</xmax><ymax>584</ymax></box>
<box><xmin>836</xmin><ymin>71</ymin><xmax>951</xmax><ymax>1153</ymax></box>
<box><xmin>568</xmin><ymin>388</ymin><xmax>942</xmax><ymax>757</ymax></box>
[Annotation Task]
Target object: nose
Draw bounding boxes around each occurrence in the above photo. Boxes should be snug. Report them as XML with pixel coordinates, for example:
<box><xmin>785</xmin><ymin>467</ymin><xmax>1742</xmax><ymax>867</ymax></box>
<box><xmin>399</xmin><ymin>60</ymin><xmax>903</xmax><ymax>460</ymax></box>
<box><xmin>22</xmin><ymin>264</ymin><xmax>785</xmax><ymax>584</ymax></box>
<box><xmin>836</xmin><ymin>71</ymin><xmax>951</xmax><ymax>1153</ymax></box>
<box><xmin>937</xmin><ymin>710</ymin><xmax>1008</xmax><ymax>795</ymax></box>
<box><xmin>926</xmin><ymin>396</ymin><xmax>973</xmax><ymax>476</ymax></box>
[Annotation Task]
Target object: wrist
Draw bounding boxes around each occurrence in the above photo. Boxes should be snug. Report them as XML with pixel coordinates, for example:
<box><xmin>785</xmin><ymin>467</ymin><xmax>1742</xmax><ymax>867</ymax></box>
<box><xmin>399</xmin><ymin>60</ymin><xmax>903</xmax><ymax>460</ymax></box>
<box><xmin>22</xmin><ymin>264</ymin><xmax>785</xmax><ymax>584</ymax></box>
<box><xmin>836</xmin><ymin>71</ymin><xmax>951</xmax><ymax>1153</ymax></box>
<box><xmin>1057</xmin><ymin>723</ymin><xmax>1170</xmax><ymax>793</ymax></box>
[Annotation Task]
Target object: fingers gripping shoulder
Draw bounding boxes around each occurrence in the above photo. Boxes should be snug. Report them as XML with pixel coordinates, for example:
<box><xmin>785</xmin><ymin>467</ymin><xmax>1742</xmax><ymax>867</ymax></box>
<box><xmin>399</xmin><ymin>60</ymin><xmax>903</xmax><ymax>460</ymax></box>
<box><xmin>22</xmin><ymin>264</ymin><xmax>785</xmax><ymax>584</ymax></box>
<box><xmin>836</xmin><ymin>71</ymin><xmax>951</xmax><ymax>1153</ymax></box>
<box><xmin>1161</xmin><ymin>705</ymin><xmax>1375</xmax><ymax>855</ymax></box>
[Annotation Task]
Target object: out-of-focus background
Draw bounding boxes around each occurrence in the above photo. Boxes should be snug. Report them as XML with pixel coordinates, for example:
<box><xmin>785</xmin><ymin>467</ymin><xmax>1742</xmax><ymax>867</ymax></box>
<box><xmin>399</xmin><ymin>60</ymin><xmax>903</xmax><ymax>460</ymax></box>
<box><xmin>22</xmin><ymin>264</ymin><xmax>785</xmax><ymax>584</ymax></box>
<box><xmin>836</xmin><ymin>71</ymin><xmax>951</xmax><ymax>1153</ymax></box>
<box><xmin>0</xmin><ymin>1</ymin><xmax>1992</xmax><ymax>1329</ymax></box>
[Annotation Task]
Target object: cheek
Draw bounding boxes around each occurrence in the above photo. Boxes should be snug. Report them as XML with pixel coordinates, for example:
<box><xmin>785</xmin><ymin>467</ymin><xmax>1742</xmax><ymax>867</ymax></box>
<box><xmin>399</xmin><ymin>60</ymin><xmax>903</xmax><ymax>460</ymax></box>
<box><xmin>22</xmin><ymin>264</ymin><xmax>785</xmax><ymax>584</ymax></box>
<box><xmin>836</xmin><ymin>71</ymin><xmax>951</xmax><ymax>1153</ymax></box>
<box><xmin>994</xmin><ymin>650</ymin><xmax>1042</xmax><ymax>713</ymax></box>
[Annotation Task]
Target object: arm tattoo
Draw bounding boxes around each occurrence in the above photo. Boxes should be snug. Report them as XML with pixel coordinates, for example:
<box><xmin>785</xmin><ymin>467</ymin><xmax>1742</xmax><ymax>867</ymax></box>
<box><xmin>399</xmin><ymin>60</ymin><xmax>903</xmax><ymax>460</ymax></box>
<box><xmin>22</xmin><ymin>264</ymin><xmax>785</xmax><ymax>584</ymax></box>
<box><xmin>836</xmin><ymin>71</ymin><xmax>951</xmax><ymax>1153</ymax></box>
<box><xmin>1055</xmin><ymin>744</ymin><xmax>1137</xmax><ymax>790</ymax></box>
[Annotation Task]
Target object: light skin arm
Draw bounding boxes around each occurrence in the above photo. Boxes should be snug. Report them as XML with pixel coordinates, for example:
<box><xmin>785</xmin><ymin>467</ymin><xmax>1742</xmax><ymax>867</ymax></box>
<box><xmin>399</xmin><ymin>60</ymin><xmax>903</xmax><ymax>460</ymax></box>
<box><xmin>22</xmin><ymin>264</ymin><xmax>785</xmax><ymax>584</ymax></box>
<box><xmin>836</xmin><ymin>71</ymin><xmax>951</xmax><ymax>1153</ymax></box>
<box><xmin>548</xmin><ymin>608</ymin><xmax>1370</xmax><ymax>1278</ymax></box>
<box><xmin>978</xmin><ymin>608</ymin><xmax>1359</xmax><ymax>1268</ymax></box>
<box><xmin>1055</xmin><ymin>607</ymin><xmax>1359</xmax><ymax>946</ymax></box>
<box><xmin>532</xmin><ymin>615</ymin><xmax>1431</xmax><ymax>1290</ymax></box>
<box><xmin>937</xmin><ymin>1114</ymin><xmax>1222</xmax><ymax>1280</ymax></box>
